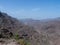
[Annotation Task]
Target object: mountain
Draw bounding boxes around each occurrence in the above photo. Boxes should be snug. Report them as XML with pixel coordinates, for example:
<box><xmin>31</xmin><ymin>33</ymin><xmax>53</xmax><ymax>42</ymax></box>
<box><xmin>0</xmin><ymin>11</ymin><xmax>60</xmax><ymax>45</ymax></box>
<box><xmin>21</xmin><ymin>18</ymin><xmax>60</xmax><ymax>45</ymax></box>
<box><xmin>0</xmin><ymin>12</ymin><xmax>41</xmax><ymax>45</ymax></box>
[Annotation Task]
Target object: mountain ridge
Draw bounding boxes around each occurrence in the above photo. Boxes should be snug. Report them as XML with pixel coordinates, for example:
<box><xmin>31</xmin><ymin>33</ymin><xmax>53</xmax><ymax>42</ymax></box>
<box><xmin>0</xmin><ymin>11</ymin><xmax>60</xmax><ymax>45</ymax></box>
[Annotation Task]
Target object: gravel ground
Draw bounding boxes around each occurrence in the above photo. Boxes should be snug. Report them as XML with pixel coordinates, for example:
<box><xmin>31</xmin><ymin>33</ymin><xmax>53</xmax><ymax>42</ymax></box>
<box><xmin>0</xmin><ymin>39</ymin><xmax>19</xmax><ymax>45</ymax></box>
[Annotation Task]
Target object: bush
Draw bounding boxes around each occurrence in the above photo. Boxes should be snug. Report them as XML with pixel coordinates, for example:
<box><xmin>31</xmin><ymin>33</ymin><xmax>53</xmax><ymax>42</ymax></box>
<box><xmin>17</xmin><ymin>39</ymin><xmax>30</xmax><ymax>45</ymax></box>
<box><xmin>0</xmin><ymin>29</ymin><xmax>13</xmax><ymax>38</ymax></box>
<box><xmin>14</xmin><ymin>33</ymin><xmax>30</xmax><ymax>45</ymax></box>
<box><xmin>25</xmin><ymin>40</ymin><xmax>30</xmax><ymax>45</ymax></box>
<box><xmin>18</xmin><ymin>39</ymin><xmax>25</xmax><ymax>45</ymax></box>
<box><xmin>14</xmin><ymin>34</ymin><xmax>20</xmax><ymax>40</ymax></box>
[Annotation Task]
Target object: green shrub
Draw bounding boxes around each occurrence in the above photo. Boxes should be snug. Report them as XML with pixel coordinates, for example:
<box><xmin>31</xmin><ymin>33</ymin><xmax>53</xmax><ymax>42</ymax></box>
<box><xmin>17</xmin><ymin>39</ymin><xmax>30</xmax><ymax>45</ymax></box>
<box><xmin>17</xmin><ymin>39</ymin><xmax>25</xmax><ymax>45</ymax></box>
<box><xmin>14</xmin><ymin>33</ymin><xmax>30</xmax><ymax>45</ymax></box>
<box><xmin>14</xmin><ymin>34</ymin><xmax>20</xmax><ymax>40</ymax></box>
<box><xmin>25</xmin><ymin>40</ymin><xmax>30</xmax><ymax>45</ymax></box>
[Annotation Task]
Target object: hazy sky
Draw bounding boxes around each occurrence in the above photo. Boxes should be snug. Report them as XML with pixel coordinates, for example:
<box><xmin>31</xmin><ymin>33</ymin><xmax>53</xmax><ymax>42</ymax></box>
<box><xmin>0</xmin><ymin>0</ymin><xmax>60</xmax><ymax>20</ymax></box>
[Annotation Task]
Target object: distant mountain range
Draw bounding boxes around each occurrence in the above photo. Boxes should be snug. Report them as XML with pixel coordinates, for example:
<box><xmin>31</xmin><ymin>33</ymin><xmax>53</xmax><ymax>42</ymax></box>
<box><xmin>21</xmin><ymin>17</ymin><xmax>60</xmax><ymax>45</ymax></box>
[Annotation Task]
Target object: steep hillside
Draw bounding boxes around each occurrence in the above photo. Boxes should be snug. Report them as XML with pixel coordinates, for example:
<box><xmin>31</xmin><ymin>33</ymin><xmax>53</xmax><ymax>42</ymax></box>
<box><xmin>1</xmin><ymin>11</ymin><xmax>60</xmax><ymax>45</ymax></box>
<box><xmin>0</xmin><ymin>12</ymin><xmax>42</xmax><ymax>45</ymax></box>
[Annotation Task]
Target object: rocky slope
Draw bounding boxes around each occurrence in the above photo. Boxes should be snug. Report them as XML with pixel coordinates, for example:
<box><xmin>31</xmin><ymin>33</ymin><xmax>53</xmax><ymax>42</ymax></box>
<box><xmin>22</xmin><ymin>18</ymin><xmax>60</xmax><ymax>45</ymax></box>
<box><xmin>0</xmin><ymin>11</ymin><xmax>60</xmax><ymax>45</ymax></box>
<box><xmin>0</xmin><ymin>12</ymin><xmax>41</xmax><ymax>45</ymax></box>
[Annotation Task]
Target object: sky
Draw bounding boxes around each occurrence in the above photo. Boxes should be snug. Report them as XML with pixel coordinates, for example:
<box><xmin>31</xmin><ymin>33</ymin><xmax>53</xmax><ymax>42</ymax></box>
<box><xmin>0</xmin><ymin>0</ymin><xmax>60</xmax><ymax>20</ymax></box>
